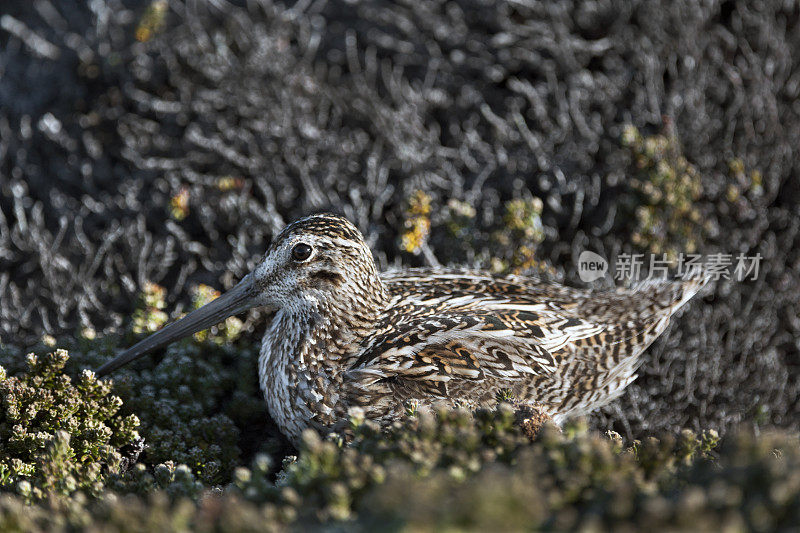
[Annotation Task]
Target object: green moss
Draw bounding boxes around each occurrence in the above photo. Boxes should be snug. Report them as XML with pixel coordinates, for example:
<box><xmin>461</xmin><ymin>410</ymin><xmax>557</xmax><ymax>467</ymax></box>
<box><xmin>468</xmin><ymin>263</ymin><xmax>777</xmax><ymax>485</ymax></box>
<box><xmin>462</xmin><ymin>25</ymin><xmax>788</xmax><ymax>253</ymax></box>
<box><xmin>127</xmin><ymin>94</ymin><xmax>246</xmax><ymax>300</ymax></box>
<box><xmin>496</xmin><ymin>197</ymin><xmax>546</xmax><ymax>274</ymax></box>
<box><xmin>103</xmin><ymin>340</ymin><xmax>267</xmax><ymax>486</ymax></box>
<box><xmin>354</xmin><ymin>425</ymin><xmax>798</xmax><ymax>531</ymax></box>
<box><xmin>189</xmin><ymin>285</ymin><xmax>244</xmax><ymax>345</ymax></box>
<box><xmin>0</xmin><ymin>350</ymin><xmax>140</xmax><ymax>501</ymax></box>
<box><xmin>227</xmin><ymin>405</ymin><xmax>800</xmax><ymax>529</ymax></box>
<box><xmin>131</xmin><ymin>282</ymin><xmax>168</xmax><ymax>335</ymax></box>
<box><xmin>229</xmin><ymin>406</ymin><xmax>730</xmax><ymax>523</ymax></box>
<box><xmin>8</xmin><ymin>281</ymin><xmax>275</xmax><ymax>488</ymax></box>
<box><xmin>1</xmin><ymin>292</ymin><xmax>797</xmax><ymax>529</ymax></box>
<box><xmin>0</xmin><ymin>341</ymin><xmax>269</xmax><ymax>490</ymax></box>
<box><xmin>622</xmin><ymin>123</ymin><xmax>704</xmax><ymax>260</ymax></box>
<box><xmin>0</xmin><ymin>385</ymin><xmax>798</xmax><ymax>531</ymax></box>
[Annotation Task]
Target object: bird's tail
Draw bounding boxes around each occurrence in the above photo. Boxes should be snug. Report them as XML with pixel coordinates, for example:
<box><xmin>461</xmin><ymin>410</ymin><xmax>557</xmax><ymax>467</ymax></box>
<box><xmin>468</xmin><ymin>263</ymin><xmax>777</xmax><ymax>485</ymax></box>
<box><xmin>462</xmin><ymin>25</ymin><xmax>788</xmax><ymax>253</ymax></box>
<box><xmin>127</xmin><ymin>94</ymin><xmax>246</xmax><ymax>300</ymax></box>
<box><xmin>551</xmin><ymin>271</ymin><xmax>710</xmax><ymax>422</ymax></box>
<box><xmin>558</xmin><ymin>273</ymin><xmax>709</xmax><ymax>419</ymax></box>
<box><xmin>628</xmin><ymin>268</ymin><xmax>711</xmax><ymax>319</ymax></box>
<box><xmin>574</xmin><ymin>269</ymin><xmax>710</xmax><ymax>324</ymax></box>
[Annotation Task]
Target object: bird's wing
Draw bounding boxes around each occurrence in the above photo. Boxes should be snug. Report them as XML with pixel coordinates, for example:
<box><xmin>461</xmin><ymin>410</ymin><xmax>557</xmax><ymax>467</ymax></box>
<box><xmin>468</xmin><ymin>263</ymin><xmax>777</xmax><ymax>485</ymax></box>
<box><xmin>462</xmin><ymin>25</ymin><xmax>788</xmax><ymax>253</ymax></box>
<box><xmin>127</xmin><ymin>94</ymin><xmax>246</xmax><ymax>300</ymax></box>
<box><xmin>344</xmin><ymin>307</ymin><xmax>613</xmax><ymax>408</ymax></box>
<box><xmin>356</xmin><ymin>269</ymin><xmax>707</xmax><ymax>416</ymax></box>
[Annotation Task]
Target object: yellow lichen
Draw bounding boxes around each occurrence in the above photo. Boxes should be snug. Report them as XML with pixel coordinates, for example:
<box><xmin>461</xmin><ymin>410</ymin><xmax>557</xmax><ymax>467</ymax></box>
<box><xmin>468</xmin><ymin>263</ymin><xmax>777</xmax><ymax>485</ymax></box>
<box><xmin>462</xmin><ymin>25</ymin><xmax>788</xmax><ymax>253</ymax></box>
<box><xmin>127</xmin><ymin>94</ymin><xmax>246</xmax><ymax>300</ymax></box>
<box><xmin>135</xmin><ymin>1</ymin><xmax>168</xmax><ymax>43</ymax></box>
<box><xmin>169</xmin><ymin>186</ymin><xmax>190</xmax><ymax>221</ymax></box>
<box><xmin>217</xmin><ymin>177</ymin><xmax>245</xmax><ymax>191</ymax></box>
<box><xmin>400</xmin><ymin>190</ymin><xmax>432</xmax><ymax>254</ymax></box>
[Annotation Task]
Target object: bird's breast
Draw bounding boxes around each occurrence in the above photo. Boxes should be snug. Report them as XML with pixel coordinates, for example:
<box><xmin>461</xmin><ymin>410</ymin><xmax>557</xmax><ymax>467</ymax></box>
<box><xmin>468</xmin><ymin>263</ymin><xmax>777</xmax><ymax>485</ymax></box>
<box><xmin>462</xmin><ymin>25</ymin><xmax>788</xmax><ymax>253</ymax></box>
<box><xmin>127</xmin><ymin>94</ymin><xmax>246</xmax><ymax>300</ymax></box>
<box><xmin>257</xmin><ymin>312</ymin><xmax>347</xmax><ymax>443</ymax></box>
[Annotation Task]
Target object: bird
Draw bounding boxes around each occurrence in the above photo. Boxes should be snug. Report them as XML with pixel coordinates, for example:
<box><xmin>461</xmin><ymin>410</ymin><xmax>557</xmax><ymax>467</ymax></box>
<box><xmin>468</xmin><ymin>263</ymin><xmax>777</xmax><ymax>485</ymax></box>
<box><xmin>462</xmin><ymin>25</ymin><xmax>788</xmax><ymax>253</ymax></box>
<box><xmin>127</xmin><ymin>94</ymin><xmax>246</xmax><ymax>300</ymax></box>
<box><xmin>97</xmin><ymin>213</ymin><xmax>707</xmax><ymax>445</ymax></box>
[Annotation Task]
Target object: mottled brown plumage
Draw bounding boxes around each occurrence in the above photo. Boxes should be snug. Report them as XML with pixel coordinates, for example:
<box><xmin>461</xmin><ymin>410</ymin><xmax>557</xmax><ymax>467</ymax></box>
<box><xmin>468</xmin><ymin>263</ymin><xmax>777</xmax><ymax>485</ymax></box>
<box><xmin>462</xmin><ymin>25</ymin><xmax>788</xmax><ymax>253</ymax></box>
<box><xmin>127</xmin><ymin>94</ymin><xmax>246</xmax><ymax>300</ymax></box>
<box><xmin>98</xmin><ymin>213</ymin><xmax>707</xmax><ymax>445</ymax></box>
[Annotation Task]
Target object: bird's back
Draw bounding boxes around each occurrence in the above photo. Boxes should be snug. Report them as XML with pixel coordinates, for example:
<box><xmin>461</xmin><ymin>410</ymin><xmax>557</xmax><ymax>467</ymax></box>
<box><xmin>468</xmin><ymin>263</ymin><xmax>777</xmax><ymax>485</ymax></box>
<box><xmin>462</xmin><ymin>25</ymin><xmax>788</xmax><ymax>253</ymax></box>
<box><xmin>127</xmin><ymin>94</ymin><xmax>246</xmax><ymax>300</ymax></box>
<box><xmin>344</xmin><ymin>268</ymin><xmax>706</xmax><ymax>423</ymax></box>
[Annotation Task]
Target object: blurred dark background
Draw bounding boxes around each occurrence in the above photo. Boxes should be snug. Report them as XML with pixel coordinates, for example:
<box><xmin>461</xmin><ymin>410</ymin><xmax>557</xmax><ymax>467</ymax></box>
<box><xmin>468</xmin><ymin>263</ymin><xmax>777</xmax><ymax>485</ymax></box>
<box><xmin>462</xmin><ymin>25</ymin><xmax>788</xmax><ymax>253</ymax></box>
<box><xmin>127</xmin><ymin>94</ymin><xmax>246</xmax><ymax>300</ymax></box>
<box><xmin>1</xmin><ymin>0</ymin><xmax>798</xmax><ymax>440</ymax></box>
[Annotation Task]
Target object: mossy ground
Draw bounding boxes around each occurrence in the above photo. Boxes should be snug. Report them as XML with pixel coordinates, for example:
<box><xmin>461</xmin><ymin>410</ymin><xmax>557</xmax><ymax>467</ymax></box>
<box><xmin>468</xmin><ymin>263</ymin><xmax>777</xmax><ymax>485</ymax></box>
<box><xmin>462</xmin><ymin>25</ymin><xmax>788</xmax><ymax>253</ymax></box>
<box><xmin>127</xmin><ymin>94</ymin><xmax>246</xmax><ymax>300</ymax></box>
<box><xmin>1</xmin><ymin>336</ymin><xmax>799</xmax><ymax>531</ymax></box>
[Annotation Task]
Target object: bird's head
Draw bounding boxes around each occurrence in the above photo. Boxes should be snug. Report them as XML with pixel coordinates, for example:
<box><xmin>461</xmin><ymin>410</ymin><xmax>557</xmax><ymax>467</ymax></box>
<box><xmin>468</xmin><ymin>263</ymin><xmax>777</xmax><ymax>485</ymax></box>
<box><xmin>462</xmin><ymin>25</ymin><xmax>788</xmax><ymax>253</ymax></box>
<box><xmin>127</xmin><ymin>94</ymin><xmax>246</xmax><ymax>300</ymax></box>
<box><xmin>96</xmin><ymin>213</ymin><xmax>383</xmax><ymax>376</ymax></box>
<box><xmin>252</xmin><ymin>213</ymin><xmax>382</xmax><ymax>312</ymax></box>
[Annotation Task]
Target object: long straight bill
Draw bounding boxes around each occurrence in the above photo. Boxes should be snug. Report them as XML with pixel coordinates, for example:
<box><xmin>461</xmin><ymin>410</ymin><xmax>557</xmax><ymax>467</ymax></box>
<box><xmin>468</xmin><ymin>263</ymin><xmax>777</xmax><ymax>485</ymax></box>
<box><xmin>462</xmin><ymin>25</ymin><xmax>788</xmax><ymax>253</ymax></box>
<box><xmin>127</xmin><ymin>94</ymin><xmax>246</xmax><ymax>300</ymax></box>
<box><xmin>96</xmin><ymin>274</ymin><xmax>260</xmax><ymax>377</ymax></box>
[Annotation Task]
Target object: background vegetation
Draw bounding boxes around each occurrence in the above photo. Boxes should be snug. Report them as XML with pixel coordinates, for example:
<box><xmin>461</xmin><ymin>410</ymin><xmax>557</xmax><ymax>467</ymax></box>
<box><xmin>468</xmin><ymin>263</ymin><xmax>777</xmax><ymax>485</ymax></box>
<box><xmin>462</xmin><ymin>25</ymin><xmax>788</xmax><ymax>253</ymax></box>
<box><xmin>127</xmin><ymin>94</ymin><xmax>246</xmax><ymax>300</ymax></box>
<box><xmin>1</xmin><ymin>0</ymin><xmax>798</xmax><ymax>529</ymax></box>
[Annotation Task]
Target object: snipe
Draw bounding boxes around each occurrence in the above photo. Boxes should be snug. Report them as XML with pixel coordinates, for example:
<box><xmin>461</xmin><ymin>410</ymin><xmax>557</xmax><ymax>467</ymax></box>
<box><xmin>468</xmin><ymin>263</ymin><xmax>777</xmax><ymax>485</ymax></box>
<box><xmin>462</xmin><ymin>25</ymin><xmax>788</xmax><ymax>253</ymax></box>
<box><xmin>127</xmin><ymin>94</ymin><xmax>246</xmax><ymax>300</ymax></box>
<box><xmin>98</xmin><ymin>213</ymin><xmax>706</xmax><ymax>444</ymax></box>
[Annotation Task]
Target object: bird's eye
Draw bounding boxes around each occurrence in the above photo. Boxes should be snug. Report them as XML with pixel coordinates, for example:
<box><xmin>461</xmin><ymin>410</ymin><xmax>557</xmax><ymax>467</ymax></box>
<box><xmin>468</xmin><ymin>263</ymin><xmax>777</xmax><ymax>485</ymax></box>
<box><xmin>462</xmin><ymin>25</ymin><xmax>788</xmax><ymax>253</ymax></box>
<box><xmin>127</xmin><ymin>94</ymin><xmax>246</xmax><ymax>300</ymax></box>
<box><xmin>291</xmin><ymin>243</ymin><xmax>313</xmax><ymax>262</ymax></box>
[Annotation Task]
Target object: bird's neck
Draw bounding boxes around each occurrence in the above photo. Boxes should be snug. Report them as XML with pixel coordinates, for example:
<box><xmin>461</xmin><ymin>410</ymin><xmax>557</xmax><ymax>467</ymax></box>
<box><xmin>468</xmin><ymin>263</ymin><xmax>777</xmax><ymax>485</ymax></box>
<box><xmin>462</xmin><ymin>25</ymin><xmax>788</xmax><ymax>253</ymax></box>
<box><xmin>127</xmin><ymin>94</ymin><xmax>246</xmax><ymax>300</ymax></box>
<box><xmin>298</xmin><ymin>281</ymin><xmax>388</xmax><ymax>363</ymax></box>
